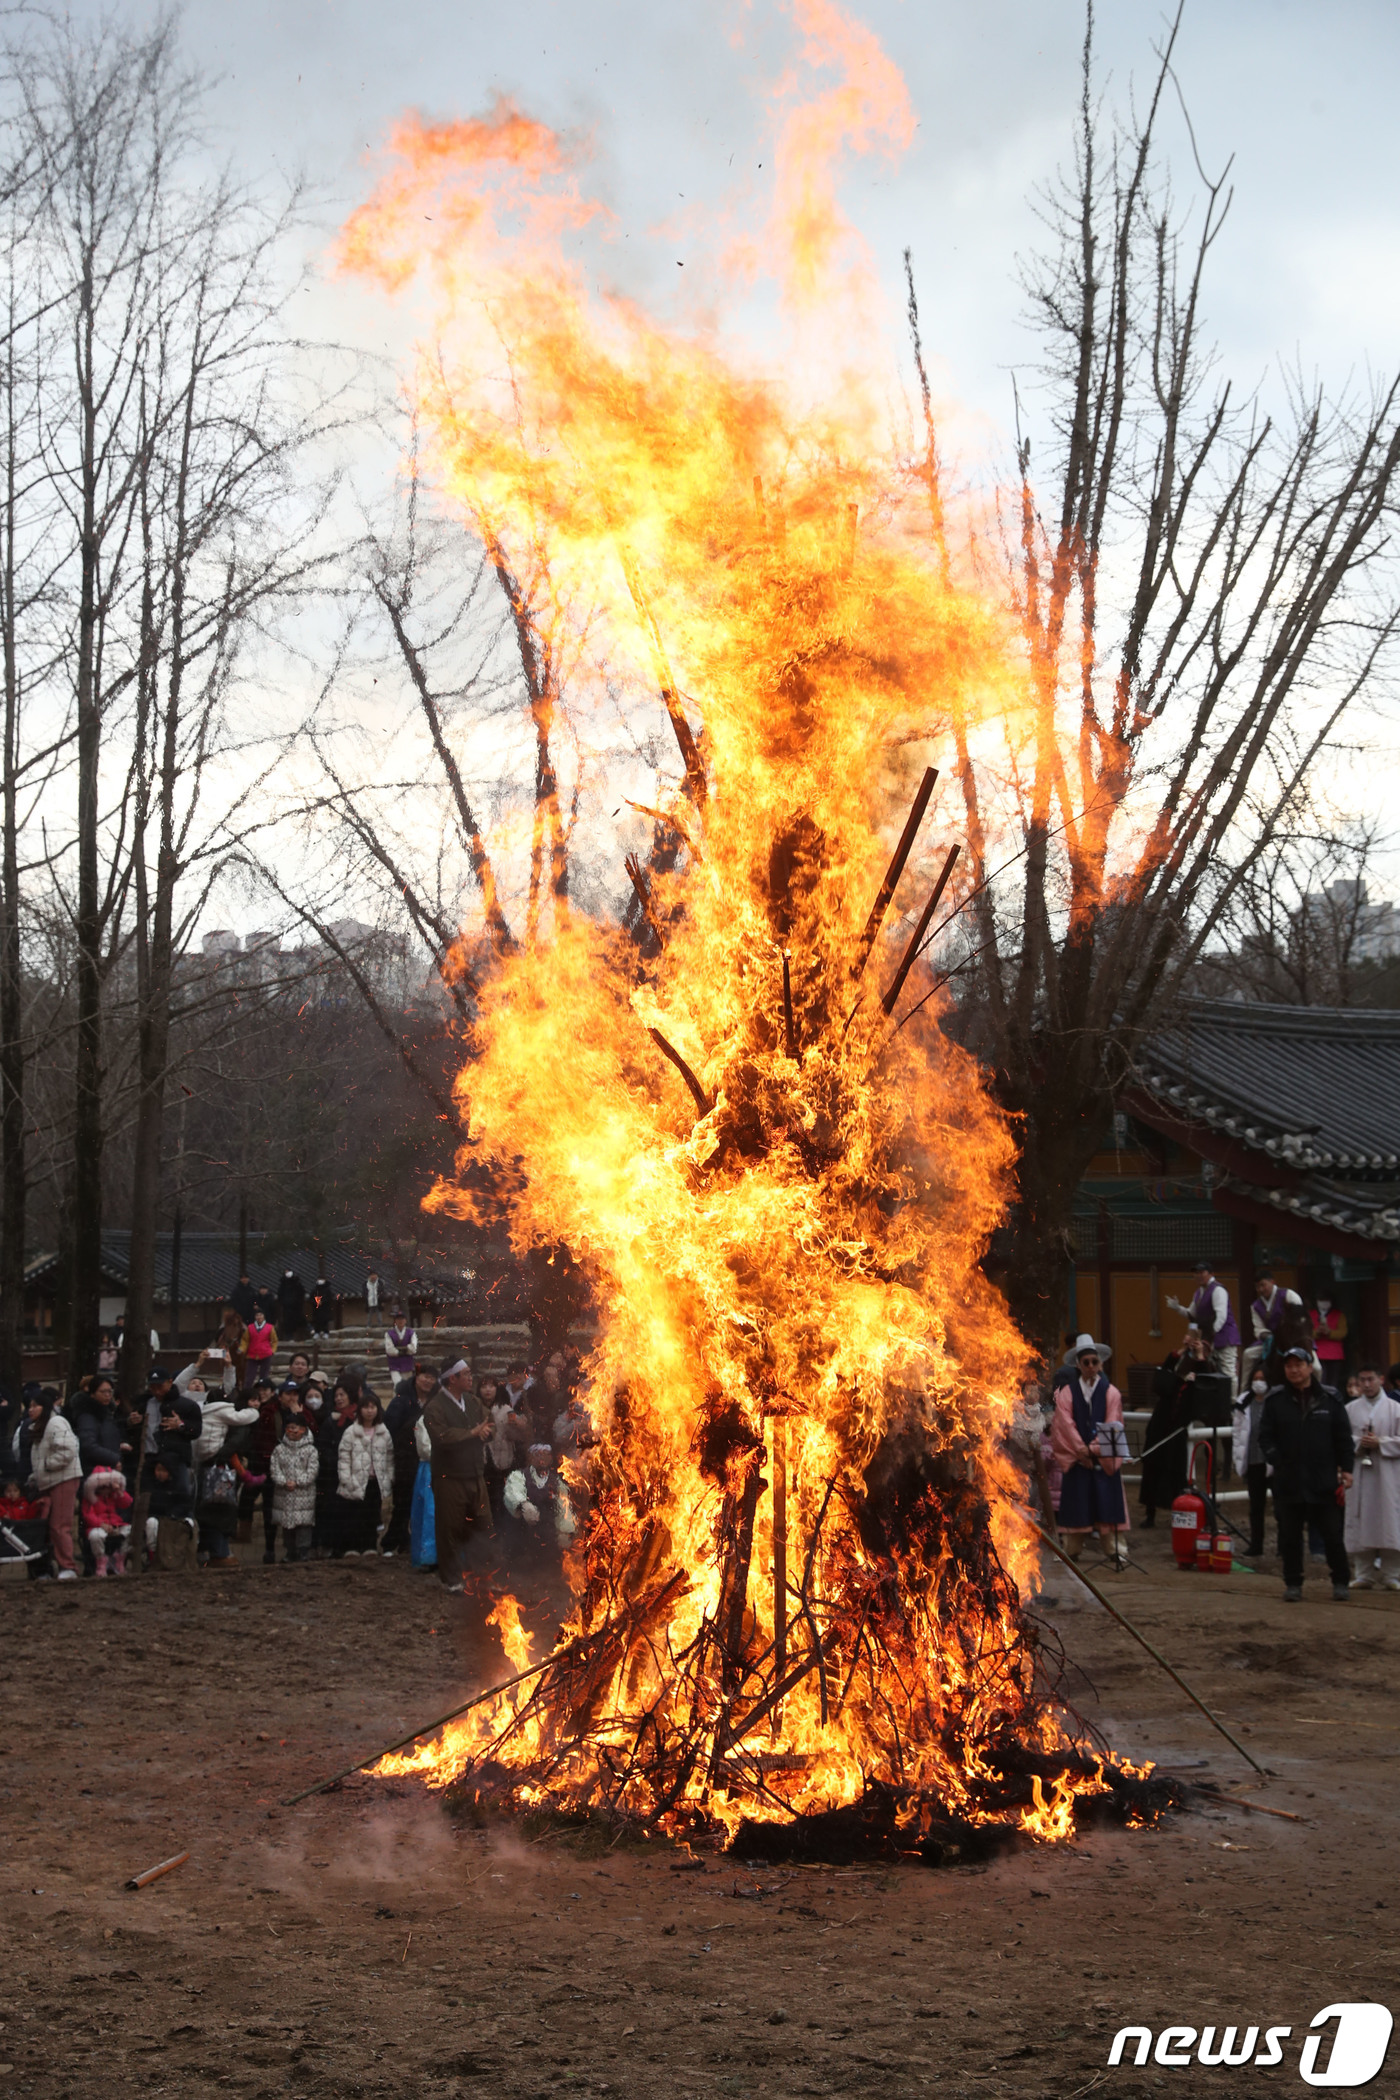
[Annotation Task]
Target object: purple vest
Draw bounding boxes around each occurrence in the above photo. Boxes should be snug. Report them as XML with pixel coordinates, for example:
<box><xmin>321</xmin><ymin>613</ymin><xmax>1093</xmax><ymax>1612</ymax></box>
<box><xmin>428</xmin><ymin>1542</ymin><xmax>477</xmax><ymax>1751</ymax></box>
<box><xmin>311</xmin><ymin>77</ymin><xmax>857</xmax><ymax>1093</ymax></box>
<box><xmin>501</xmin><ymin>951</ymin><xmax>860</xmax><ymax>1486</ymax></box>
<box><xmin>1191</xmin><ymin>1281</ymin><xmax>1239</xmax><ymax>1348</ymax></box>
<box><xmin>1252</xmin><ymin>1290</ymin><xmax>1288</xmax><ymax>1334</ymax></box>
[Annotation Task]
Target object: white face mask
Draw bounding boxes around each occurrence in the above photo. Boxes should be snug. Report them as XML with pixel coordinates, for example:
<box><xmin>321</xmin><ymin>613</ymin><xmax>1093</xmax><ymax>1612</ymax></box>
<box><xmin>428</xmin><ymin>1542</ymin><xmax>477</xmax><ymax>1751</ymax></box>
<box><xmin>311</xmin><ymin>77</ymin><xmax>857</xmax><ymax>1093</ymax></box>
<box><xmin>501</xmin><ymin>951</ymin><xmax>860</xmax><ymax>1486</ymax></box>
<box><xmin>1251</xmin><ymin>1379</ymin><xmax>1268</xmax><ymax>1395</ymax></box>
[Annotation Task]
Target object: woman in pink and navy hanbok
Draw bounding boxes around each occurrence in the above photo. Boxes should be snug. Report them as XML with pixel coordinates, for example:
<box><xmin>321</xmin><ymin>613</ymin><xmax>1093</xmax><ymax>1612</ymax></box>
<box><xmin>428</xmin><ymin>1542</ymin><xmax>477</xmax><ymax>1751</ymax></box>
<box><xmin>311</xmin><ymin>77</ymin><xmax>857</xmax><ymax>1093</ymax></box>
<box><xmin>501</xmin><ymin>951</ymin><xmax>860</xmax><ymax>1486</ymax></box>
<box><xmin>1051</xmin><ymin>1333</ymin><xmax>1129</xmax><ymax>1566</ymax></box>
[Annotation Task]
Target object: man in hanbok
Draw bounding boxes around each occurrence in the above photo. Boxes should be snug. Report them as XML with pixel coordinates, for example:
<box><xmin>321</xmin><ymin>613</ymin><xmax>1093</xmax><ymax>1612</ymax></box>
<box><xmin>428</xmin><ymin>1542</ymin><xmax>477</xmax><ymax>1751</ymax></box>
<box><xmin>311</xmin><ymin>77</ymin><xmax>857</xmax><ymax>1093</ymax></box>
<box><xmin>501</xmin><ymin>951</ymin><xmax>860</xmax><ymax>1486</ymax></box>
<box><xmin>1167</xmin><ymin>1261</ymin><xmax>1240</xmax><ymax>1391</ymax></box>
<box><xmin>1239</xmin><ymin>1268</ymin><xmax>1306</xmax><ymax>1394</ymax></box>
<box><xmin>1345</xmin><ymin>1365</ymin><xmax>1400</xmax><ymax>1591</ymax></box>
<box><xmin>1050</xmin><ymin>1335</ymin><xmax>1129</xmax><ymax>1567</ymax></box>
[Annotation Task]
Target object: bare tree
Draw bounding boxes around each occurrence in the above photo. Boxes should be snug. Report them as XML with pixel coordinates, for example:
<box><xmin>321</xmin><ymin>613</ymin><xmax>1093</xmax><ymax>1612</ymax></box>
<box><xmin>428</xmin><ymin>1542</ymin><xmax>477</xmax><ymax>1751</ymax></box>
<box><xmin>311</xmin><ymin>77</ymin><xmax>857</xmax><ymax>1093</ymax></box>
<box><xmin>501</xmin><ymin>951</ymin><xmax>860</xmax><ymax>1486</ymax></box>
<box><xmin>0</xmin><ymin>13</ymin><xmax>348</xmax><ymax>1382</ymax></box>
<box><xmin>118</xmin><ymin>170</ymin><xmax>338</xmax><ymax>1392</ymax></box>
<box><xmin>0</xmin><ymin>195</ymin><xmax>70</xmax><ymax>1393</ymax></box>
<box><xmin>10</xmin><ymin>16</ymin><xmax>201</xmax><ymax>1374</ymax></box>
<box><xmin>905</xmin><ymin>5</ymin><xmax>1400</xmax><ymax>1355</ymax></box>
<box><xmin>266</xmin><ymin>451</ymin><xmax>592</xmax><ymax>1102</ymax></box>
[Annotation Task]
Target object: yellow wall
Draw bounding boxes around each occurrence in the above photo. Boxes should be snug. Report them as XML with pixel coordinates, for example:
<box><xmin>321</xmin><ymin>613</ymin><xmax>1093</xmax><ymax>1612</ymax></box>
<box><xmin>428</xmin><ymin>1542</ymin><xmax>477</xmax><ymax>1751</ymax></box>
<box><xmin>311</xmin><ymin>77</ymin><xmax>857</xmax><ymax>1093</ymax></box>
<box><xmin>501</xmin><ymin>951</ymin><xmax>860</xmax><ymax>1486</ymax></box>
<box><xmin>1111</xmin><ymin>1270</ymin><xmax>1238</xmax><ymax>1370</ymax></box>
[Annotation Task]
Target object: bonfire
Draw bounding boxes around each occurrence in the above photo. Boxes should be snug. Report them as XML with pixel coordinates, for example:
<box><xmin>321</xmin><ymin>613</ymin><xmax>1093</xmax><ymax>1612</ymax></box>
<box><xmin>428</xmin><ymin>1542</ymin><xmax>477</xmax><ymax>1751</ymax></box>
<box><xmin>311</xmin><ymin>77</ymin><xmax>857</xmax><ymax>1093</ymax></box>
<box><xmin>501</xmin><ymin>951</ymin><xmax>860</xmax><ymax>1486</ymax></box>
<box><xmin>341</xmin><ymin>5</ymin><xmax>1178</xmax><ymax>1858</ymax></box>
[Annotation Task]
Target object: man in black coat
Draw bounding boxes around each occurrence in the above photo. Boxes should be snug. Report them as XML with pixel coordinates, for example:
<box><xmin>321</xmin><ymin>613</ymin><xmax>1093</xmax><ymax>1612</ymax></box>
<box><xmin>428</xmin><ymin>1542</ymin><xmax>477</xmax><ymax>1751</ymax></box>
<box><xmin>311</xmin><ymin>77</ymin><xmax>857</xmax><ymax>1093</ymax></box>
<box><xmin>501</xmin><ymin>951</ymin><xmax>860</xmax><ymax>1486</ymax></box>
<box><xmin>229</xmin><ymin>1272</ymin><xmax>256</xmax><ymax>1324</ymax></box>
<box><xmin>276</xmin><ymin>1268</ymin><xmax>307</xmax><ymax>1339</ymax></box>
<box><xmin>1260</xmin><ymin>1346</ymin><xmax>1355</xmax><ymax>1602</ymax></box>
<box><xmin>310</xmin><ymin>1277</ymin><xmax>335</xmax><ymax>1338</ymax></box>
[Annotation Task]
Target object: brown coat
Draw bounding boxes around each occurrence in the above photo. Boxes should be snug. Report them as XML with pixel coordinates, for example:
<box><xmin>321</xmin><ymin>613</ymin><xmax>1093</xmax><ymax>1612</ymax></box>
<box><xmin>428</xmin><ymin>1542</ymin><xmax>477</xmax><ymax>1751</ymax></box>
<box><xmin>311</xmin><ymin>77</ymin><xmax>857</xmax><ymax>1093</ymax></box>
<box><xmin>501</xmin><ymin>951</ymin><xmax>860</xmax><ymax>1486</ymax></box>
<box><xmin>421</xmin><ymin>1387</ymin><xmax>488</xmax><ymax>1480</ymax></box>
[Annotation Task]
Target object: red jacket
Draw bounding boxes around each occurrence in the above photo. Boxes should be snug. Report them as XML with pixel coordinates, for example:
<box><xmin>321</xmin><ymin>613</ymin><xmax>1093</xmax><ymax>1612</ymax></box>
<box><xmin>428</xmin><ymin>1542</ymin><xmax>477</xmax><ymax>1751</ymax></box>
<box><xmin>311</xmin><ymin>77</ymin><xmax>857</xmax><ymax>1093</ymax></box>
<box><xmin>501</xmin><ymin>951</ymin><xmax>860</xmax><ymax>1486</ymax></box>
<box><xmin>0</xmin><ymin>1491</ymin><xmax>45</xmax><ymax>1523</ymax></box>
<box><xmin>246</xmin><ymin>1319</ymin><xmax>278</xmax><ymax>1361</ymax></box>
<box><xmin>81</xmin><ymin>1482</ymin><xmax>133</xmax><ymax>1534</ymax></box>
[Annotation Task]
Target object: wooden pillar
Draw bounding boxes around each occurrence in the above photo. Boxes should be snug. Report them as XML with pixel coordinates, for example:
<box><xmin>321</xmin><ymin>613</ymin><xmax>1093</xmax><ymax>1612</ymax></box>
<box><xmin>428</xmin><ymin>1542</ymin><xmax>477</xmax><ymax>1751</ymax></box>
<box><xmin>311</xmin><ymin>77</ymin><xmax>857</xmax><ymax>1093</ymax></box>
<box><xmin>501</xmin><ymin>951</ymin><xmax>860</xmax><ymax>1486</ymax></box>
<box><xmin>770</xmin><ymin>1416</ymin><xmax>787</xmax><ymax>1739</ymax></box>
<box><xmin>1233</xmin><ymin>1214</ymin><xmax>1257</xmax><ymax>1314</ymax></box>
<box><xmin>1359</xmin><ymin>1270</ymin><xmax>1389</xmax><ymax>1369</ymax></box>
<box><xmin>1097</xmin><ymin>1199</ymin><xmax>1112</xmax><ymax>1351</ymax></box>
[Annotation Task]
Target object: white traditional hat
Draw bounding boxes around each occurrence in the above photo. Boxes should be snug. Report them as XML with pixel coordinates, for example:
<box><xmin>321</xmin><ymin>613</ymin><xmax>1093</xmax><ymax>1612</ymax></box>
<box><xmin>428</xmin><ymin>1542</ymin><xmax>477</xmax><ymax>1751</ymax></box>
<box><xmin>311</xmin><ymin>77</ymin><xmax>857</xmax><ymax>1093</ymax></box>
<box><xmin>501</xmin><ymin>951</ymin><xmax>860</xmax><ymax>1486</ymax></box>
<box><xmin>1072</xmin><ymin>1331</ymin><xmax>1112</xmax><ymax>1362</ymax></box>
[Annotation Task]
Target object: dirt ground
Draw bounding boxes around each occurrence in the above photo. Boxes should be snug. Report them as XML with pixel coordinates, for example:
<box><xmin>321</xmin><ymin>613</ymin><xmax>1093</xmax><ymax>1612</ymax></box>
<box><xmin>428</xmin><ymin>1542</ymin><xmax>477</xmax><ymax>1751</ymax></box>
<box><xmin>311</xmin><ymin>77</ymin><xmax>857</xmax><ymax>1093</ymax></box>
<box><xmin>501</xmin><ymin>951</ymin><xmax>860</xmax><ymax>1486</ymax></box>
<box><xmin>3</xmin><ymin>1517</ymin><xmax>1398</xmax><ymax>2099</ymax></box>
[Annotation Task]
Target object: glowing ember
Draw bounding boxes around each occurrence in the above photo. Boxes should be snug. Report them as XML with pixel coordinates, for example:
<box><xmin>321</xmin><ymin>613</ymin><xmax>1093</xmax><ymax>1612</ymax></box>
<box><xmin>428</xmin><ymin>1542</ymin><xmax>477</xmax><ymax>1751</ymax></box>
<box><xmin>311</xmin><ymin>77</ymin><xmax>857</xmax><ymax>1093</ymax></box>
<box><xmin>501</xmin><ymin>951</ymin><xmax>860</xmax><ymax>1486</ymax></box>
<box><xmin>350</xmin><ymin>3</ymin><xmax>1166</xmax><ymax>1854</ymax></box>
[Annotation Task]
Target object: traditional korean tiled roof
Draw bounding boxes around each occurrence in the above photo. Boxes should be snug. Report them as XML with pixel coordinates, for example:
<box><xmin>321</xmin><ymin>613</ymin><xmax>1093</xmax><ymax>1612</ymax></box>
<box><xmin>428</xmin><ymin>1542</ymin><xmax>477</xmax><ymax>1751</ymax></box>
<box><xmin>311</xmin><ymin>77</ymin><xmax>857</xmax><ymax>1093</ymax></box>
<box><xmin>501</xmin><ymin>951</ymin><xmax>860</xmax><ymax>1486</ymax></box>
<box><xmin>1133</xmin><ymin>1000</ymin><xmax>1400</xmax><ymax>1244</ymax></box>
<box><xmin>24</xmin><ymin>1234</ymin><xmax>480</xmax><ymax>1302</ymax></box>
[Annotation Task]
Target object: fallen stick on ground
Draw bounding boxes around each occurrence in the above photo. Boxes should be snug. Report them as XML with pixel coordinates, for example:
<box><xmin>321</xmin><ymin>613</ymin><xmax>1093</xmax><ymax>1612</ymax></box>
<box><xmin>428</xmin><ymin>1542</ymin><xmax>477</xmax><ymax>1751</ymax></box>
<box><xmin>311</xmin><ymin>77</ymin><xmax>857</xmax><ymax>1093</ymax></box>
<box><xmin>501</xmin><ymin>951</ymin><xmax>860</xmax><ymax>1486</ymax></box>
<box><xmin>1197</xmin><ymin>1786</ymin><xmax>1307</xmax><ymax>1824</ymax></box>
<box><xmin>126</xmin><ymin>1850</ymin><xmax>189</xmax><ymax>1890</ymax></box>
<box><xmin>1022</xmin><ymin>1514</ymin><xmax>1270</xmax><ymax>1779</ymax></box>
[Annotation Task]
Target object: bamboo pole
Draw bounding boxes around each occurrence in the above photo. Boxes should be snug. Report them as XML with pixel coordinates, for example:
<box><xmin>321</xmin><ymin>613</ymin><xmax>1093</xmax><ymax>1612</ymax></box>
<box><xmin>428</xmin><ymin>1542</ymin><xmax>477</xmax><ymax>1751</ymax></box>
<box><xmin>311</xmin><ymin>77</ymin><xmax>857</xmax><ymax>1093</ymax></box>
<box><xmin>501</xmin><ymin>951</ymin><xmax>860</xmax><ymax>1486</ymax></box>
<box><xmin>781</xmin><ymin>952</ymin><xmax>797</xmax><ymax>1060</ymax></box>
<box><xmin>126</xmin><ymin>1850</ymin><xmax>189</xmax><ymax>1889</ymax></box>
<box><xmin>1021</xmin><ymin>1514</ymin><xmax>1269</xmax><ymax>1778</ymax></box>
<box><xmin>771</xmin><ymin>1417</ymin><xmax>788</xmax><ymax>1738</ymax></box>
<box><xmin>880</xmin><ymin>843</ymin><xmax>961</xmax><ymax>1016</ymax></box>
<box><xmin>853</xmin><ymin>766</ymin><xmax>936</xmax><ymax>976</ymax></box>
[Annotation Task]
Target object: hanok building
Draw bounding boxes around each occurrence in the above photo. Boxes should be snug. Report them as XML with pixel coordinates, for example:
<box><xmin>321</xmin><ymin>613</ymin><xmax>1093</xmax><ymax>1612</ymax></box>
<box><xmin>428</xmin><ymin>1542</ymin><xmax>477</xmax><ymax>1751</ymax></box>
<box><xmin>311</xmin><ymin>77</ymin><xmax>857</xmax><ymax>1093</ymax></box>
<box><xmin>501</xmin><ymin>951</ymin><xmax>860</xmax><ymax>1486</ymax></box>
<box><xmin>1070</xmin><ymin>1000</ymin><xmax>1400</xmax><ymax>1400</ymax></box>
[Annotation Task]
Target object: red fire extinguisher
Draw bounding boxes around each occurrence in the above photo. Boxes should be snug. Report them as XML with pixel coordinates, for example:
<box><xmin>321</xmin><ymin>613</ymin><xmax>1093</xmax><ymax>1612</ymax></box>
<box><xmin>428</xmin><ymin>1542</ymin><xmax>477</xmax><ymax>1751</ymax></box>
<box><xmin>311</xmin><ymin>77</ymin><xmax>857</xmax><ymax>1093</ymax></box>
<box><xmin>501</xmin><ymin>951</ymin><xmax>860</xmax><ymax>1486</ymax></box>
<box><xmin>1171</xmin><ymin>1443</ymin><xmax>1211</xmax><ymax>1570</ymax></box>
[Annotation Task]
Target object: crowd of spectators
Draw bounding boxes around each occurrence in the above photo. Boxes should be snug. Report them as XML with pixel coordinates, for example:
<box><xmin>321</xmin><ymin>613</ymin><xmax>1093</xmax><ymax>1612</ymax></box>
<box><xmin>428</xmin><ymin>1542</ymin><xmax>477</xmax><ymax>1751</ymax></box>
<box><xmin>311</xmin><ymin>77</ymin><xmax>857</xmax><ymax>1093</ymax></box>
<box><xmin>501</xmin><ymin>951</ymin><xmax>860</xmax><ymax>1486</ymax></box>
<box><xmin>1006</xmin><ymin>1270</ymin><xmax>1400</xmax><ymax>1606</ymax></box>
<box><xmin>0</xmin><ymin>1291</ymin><xmax>590</xmax><ymax>1595</ymax></box>
<box><xmin>12</xmin><ymin>1254</ymin><xmax>1399</xmax><ymax>1618</ymax></box>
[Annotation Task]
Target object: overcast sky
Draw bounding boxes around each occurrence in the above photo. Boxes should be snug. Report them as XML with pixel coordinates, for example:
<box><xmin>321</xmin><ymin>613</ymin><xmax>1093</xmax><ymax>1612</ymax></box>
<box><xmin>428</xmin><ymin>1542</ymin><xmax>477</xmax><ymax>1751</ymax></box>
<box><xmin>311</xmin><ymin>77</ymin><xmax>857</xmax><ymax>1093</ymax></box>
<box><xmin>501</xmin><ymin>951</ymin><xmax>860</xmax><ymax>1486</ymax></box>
<box><xmin>95</xmin><ymin>0</ymin><xmax>1400</xmax><ymax>452</ymax></box>
<box><xmin>56</xmin><ymin>0</ymin><xmax>1399</xmax><ymax>919</ymax></box>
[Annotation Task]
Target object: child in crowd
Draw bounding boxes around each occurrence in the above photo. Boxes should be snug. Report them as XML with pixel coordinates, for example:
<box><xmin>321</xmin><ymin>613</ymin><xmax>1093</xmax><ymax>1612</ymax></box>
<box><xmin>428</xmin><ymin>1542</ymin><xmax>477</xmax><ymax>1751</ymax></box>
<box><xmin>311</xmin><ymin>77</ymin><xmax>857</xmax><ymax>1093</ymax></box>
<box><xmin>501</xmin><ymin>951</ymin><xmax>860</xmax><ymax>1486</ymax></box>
<box><xmin>270</xmin><ymin>1415</ymin><xmax>319</xmax><ymax>1563</ymax></box>
<box><xmin>0</xmin><ymin>1472</ymin><xmax>49</xmax><ymax>1576</ymax></box>
<box><xmin>145</xmin><ymin>1456</ymin><xmax>197</xmax><ymax>1572</ymax></box>
<box><xmin>81</xmin><ymin>1465</ymin><xmax>132</xmax><ymax>1576</ymax></box>
<box><xmin>334</xmin><ymin>1395</ymin><xmax>393</xmax><ymax>1557</ymax></box>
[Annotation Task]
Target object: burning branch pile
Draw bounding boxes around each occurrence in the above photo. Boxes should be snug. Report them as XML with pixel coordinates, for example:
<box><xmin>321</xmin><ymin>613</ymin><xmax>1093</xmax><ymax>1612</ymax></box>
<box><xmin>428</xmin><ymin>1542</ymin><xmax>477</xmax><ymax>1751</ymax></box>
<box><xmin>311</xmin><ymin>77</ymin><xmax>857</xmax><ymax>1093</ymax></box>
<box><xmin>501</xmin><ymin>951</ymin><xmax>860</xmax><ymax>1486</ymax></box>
<box><xmin>374</xmin><ymin>732</ymin><xmax>1170</xmax><ymax>1851</ymax></box>
<box><xmin>344</xmin><ymin>7</ymin><xmax>1179</xmax><ymax>1855</ymax></box>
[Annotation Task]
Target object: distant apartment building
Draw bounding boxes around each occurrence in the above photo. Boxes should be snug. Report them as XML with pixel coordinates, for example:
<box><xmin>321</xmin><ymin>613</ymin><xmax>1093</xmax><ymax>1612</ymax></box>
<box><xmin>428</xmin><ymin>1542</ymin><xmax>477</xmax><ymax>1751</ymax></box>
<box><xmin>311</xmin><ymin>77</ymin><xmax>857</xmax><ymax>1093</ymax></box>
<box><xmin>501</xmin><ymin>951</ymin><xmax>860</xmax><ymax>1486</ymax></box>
<box><xmin>1306</xmin><ymin>879</ymin><xmax>1400</xmax><ymax>962</ymax></box>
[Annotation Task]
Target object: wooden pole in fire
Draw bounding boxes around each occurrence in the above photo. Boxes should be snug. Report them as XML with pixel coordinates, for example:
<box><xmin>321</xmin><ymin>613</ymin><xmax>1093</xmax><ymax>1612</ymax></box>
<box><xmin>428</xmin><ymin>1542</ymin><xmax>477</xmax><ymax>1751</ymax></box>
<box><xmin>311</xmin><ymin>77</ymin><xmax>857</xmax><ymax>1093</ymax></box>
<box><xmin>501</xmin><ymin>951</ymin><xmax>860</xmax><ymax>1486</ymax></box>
<box><xmin>770</xmin><ymin>1416</ymin><xmax>788</xmax><ymax>1739</ymax></box>
<box><xmin>880</xmin><ymin>843</ymin><xmax>961</xmax><ymax>1017</ymax></box>
<box><xmin>853</xmin><ymin>766</ymin><xmax>937</xmax><ymax>977</ymax></box>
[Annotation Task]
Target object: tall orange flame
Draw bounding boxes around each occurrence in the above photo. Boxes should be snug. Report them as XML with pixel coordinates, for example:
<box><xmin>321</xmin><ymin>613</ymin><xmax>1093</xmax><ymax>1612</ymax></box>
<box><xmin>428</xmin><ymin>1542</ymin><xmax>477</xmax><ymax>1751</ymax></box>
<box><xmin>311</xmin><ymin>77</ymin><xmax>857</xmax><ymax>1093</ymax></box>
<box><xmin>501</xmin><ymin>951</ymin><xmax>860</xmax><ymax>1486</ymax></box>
<box><xmin>353</xmin><ymin>4</ymin><xmax>1130</xmax><ymax>1850</ymax></box>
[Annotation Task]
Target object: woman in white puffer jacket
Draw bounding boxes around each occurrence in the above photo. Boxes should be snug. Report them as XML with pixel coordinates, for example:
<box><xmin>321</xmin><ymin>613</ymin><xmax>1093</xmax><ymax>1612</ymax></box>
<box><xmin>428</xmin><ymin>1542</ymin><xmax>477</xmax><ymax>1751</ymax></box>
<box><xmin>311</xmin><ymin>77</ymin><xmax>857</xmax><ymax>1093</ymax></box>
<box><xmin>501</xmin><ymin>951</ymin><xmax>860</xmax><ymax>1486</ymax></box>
<box><xmin>26</xmin><ymin>1394</ymin><xmax>81</xmax><ymax>1579</ymax></box>
<box><xmin>334</xmin><ymin>1395</ymin><xmax>394</xmax><ymax>1557</ymax></box>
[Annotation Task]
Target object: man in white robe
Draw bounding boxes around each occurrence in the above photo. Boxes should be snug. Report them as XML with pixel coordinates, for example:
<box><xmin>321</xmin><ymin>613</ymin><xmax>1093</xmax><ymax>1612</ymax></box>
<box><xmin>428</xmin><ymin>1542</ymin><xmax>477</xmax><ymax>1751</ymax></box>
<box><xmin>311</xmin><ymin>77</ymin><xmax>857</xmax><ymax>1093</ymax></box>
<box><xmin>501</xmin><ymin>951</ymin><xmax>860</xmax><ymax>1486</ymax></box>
<box><xmin>1344</xmin><ymin>1365</ymin><xmax>1400</xmax><ymax>1590</ymax></box>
